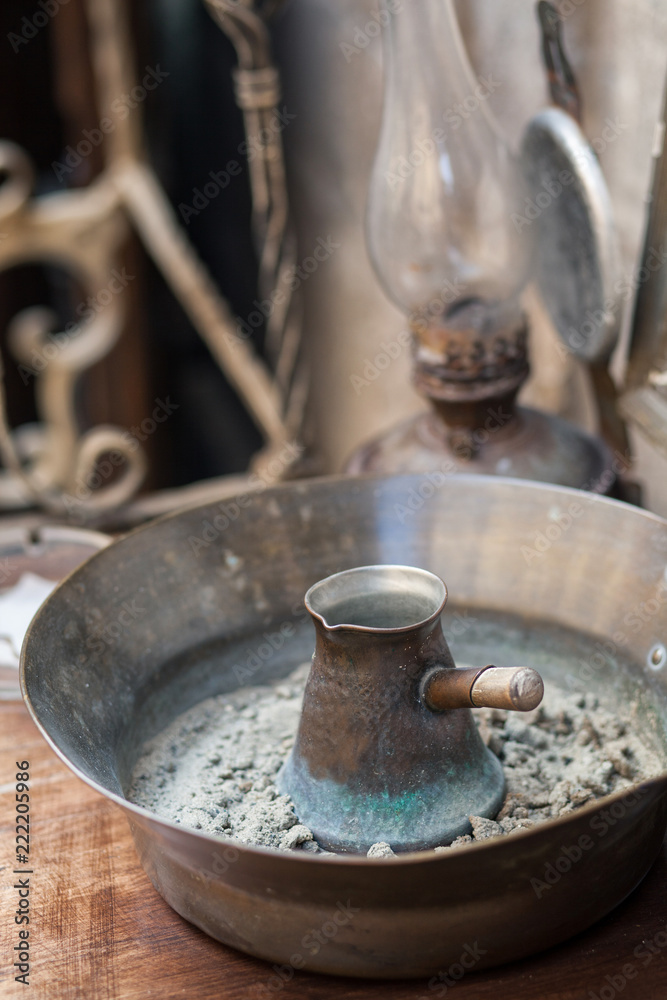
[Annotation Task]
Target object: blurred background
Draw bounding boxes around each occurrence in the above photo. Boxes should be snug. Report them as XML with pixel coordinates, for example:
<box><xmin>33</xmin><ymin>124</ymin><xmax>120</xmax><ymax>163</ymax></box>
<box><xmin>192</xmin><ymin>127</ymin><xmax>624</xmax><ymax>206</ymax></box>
<box><xmin>2</xmin><ymin>0</ymin><xmax>667</xmax><ymax>514</ymax></box>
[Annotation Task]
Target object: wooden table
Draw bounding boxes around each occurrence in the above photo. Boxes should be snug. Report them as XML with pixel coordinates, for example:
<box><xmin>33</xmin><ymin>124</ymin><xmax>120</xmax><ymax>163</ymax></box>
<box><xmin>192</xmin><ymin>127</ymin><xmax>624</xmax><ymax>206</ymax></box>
<box><xmin>2</xmin><ymin>700</ymin><xmax>666</xmax><ymax>1000</ymax></box>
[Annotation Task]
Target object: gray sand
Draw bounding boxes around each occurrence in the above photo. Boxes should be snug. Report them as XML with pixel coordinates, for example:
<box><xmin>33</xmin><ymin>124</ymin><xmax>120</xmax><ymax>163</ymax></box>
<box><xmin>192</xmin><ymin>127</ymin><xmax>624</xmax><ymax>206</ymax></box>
<box><xmin>129</xmin><ymin>662</ymin><xmax>663</xmax><ymax>856</ymax></box>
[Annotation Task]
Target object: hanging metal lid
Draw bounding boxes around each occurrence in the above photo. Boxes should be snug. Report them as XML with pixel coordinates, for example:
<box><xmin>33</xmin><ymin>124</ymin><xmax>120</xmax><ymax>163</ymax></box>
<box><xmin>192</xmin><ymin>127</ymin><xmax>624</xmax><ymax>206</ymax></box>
<box><xmin>520</xmin><ymin>2</ymin><xmax>621</xmax><ymax>364</ymax></box>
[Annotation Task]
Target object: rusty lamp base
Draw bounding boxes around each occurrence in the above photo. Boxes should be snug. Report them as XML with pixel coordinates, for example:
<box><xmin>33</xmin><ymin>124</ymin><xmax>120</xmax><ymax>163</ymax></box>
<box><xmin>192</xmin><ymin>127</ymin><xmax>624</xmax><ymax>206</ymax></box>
<box><xmin>346</xmin><ymin>312</ymin><xmax>614</xmax><ymax>492</ymax></box>
<box><xmin>345</xmin><ymin>404</ymin><xmax>613</xmax><ymax>491</ymax></box>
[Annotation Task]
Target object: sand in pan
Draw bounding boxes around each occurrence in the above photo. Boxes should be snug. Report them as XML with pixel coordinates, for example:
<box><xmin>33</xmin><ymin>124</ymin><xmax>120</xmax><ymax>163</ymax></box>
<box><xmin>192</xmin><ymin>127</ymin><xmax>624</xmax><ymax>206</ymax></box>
<box><xmin>129</xmin><ymin>661</ymin><xmax>663</xmax><ymax>857</ymax></box>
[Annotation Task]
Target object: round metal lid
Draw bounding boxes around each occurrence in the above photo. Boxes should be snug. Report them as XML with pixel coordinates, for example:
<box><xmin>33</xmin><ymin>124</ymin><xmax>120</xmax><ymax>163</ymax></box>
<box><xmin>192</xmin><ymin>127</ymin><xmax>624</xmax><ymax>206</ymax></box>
<box><xmin>521</xmin><ymin>106</ymin><xmax>620</xmax><ymax>364</ymax></box>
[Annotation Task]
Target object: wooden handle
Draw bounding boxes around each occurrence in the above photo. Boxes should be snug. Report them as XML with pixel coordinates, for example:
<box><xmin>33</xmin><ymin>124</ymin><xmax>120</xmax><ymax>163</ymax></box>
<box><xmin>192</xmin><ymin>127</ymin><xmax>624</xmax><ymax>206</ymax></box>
<box><xmin>421</xmin><ymin>665</ymin><xmax>544</xmax><ymax>713</ymax></box>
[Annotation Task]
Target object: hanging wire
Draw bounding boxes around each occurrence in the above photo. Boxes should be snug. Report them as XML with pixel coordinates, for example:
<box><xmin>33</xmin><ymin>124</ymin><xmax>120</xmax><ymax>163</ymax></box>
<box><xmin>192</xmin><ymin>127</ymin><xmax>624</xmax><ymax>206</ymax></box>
<box><xmin>204</xmin><ymin>0</ymin><xmax>306</xmax><ymax>427</ymax></box>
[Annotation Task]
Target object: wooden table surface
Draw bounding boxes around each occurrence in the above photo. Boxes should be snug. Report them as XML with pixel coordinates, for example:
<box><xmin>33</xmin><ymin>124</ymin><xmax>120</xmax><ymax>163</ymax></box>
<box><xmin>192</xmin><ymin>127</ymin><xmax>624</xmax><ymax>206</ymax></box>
<box><xmin>2</xmin><ymin>699</ymin><xmax>666</xmax><ymax>1000</ymax></box>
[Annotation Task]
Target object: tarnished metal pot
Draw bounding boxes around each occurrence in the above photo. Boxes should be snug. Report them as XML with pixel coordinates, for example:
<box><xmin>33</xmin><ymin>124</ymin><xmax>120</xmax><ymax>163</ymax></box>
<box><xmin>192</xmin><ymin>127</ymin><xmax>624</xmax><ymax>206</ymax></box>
<box><xmin>277</xmin><ymin>565</ymin><xmax>507</xmax><ymax>852</ymax></box>
<box><xmin>21</xmin><ymin>475</ymin><xmax>667</xmax><ymax>978</ymax></box>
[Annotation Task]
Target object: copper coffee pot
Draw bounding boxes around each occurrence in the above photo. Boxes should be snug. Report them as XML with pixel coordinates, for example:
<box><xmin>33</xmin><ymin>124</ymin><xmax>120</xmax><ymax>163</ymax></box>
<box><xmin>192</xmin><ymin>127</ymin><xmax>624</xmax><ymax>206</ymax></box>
<box><xmin>277</xmin><ymin>565</ymin><xmax>543</xmax><ymax>853</ymax></box>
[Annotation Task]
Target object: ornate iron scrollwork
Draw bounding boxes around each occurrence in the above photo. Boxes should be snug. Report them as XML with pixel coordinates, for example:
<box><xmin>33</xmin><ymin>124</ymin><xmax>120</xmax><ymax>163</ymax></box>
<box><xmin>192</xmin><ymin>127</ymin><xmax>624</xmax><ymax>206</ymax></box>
<box><xmin>0</xmin><ymin>0</ymin><xmax>304</xmax><ymax>516</ymax></box>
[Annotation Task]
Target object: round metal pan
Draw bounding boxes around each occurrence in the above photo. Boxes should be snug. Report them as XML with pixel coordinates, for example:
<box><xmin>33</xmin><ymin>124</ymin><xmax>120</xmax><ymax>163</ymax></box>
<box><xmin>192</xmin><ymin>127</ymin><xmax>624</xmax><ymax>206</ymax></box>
<box><xmin>20</xmin><ymin>475</ymin><xmax>667</xmax><ymax>978</ymax></box>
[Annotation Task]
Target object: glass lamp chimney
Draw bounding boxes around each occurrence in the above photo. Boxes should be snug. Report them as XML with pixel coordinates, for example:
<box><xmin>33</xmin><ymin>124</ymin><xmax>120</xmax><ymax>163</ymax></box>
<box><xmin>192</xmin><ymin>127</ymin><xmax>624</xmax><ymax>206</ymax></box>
<box><xmin>366</xmin><ymin>0</ymin><xmax>530</xmax><ymax>355</ymax></box>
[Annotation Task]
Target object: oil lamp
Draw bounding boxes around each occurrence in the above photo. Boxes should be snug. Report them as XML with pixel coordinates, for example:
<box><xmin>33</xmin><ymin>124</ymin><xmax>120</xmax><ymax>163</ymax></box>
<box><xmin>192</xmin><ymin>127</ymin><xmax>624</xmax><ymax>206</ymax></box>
<box><xmin>347</xmin><ymin>0</ymin><xmax>612</xmax><ymax>489</ymax></box>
